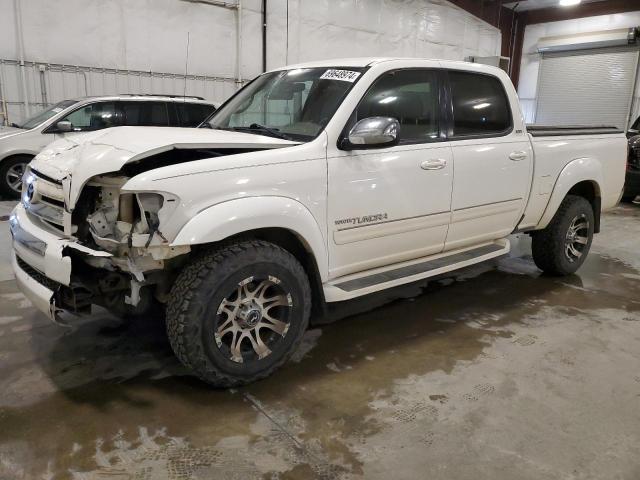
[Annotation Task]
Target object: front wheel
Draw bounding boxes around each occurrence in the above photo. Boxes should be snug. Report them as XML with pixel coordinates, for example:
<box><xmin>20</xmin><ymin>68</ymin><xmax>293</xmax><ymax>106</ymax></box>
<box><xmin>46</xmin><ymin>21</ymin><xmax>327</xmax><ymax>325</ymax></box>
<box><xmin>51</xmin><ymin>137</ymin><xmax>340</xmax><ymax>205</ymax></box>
<box><xmin>166</xmin><ymin>240</ymin><xmax>311</xmax><ymax>387</ymax></box>
<box><xmin>0</xmin><ymin>156</ymin><xmax>31</xmax><ymax>198</ymax></box>
<box><xmin>531</xmin><ymin>195</ymin><xmax>594</xmax><ymax>276</ymax></box>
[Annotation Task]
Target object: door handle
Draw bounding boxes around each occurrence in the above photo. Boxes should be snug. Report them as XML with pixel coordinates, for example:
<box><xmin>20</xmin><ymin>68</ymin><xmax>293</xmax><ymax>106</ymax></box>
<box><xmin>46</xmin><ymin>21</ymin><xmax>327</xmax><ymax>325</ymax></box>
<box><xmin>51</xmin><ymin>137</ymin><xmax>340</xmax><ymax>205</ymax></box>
<box><xmin>509</xmin><ymin>151</ymin><xmax>528</xmax><ymax>161</ymax></box>
<box><xmin>420</xmin><ymin>158</ymin><xmax>447</xmax><ymax>170</ymax></box>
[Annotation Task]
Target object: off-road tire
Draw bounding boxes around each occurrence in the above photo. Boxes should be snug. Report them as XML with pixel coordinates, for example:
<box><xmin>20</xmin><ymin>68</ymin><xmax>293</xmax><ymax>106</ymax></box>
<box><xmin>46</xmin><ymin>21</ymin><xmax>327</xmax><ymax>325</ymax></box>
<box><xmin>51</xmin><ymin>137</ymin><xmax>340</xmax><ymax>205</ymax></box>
<box><xmin>0</xmin><ymin>156</ymin><xmax>31</xmax><ymax>199</ymax></box>
<box><xmin>531</xmin><ymin>195</ymin><xmax>594</xmax><ymax>276</ymax></box>
<box><xmin>166</xmin><ymin>240</ymin><xmax>311</xmax><ymax>387</ymax></box>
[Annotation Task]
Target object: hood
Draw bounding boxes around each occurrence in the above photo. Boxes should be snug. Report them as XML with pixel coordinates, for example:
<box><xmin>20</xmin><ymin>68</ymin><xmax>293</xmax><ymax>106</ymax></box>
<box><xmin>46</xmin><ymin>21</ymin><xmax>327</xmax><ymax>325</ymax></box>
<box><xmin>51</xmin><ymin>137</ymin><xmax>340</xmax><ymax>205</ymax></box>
<box><xmin>0</xmin><ymin>125</ymin><xmax>26</xmax><ymax>140</ymax></box>
<box><xmin>28</xmin><ymin>126</ymin><xmax>299</xmax><ymax>208</ymax></box>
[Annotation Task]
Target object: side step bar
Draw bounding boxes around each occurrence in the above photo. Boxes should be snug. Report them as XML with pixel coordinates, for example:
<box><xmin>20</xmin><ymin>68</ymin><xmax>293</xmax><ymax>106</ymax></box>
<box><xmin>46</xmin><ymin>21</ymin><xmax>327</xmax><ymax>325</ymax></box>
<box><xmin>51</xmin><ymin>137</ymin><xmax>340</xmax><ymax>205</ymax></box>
<box><xmin>323</xmin><ymin>240</ymin><xmax>510</xmax><ymax>302</ymax></box>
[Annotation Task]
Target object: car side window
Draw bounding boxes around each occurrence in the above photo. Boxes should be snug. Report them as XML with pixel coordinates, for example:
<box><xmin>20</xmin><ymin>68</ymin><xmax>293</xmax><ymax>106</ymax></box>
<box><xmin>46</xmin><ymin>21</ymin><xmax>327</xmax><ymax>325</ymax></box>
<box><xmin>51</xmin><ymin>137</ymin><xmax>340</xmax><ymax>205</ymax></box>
<box><xmin>175</xmin><ymin>103</ymin><xmax>216</xmax><ymax>127</ymax></box>
<box><xmin>136</xmin><ymin>102</ymin><xmax>170</xmax><ymax>126</ymax></box>
<box><xmin>60</xmin><ymin>102</ymin><xmax>121</xmax><ymax>131</ymax></box>
<box><xmin>355</xmin><ymin>69</ymin><xmax>440</xmax><ymax>144</ymax></box>
<box><xmin>449</xmin><ymin>71</ymin><xmax>512</xmax><ymax>137</ymax></box>
<box><xmin>120</xmin><ymin>102</ymin><xmax>143</xmax><ymax>126</ymax></box>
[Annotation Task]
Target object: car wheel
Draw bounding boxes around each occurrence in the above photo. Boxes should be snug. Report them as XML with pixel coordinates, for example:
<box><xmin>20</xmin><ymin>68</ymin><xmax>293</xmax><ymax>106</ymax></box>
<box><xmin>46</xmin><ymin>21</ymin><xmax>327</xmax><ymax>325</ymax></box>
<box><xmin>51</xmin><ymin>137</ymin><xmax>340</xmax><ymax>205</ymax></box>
<box><xmin>0</xmin><ymin>156</ymin><xmax>31</xmax><ymax>199</ymax></box>
<box><xmin>621</xmin><ymin>194</ymin><xmax>637</xmax><ymax>203</ymax></box>
<box><xmin>531</xmin><ymin>195</ymin><xmax>594</xmax><ymax>276</ymax></box>
<box><xmin>166</xmin><ymin>240</ymin><xmax>311</xmax><ymax>387</ymax></box>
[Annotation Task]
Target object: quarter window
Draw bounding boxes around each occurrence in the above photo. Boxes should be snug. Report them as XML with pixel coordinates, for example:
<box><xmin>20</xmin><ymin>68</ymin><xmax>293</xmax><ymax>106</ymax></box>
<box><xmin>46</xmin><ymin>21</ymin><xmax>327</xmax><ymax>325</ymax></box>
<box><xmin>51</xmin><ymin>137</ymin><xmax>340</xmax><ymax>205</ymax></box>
<box><xmin>355</xmin><ymin>69</ymin><xmax>440</xmax><ymax>144</ymax></box>
<box><xmin>449</xmin><ymin>71</ymin><xmax>511</xmax><ymax>137</ymax></box>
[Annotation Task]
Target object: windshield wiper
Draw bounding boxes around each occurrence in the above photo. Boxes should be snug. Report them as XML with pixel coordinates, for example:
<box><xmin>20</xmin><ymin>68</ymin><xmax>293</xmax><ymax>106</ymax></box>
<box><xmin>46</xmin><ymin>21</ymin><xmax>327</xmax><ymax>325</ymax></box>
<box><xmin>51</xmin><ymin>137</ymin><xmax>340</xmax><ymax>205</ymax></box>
<box><xmin>231</xmin><ymin>123</ymin><xmax>293</xmax><ymax>141</ymax></box>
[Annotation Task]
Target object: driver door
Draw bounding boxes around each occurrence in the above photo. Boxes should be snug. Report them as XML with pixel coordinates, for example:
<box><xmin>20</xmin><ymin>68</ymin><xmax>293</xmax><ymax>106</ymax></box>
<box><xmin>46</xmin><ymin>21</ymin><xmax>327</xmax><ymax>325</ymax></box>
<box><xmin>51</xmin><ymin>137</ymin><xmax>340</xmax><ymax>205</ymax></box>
<box><xmin>327</xmin><ymin>69</ymin><xmax>453</xmax><ymax>278</ymax></box>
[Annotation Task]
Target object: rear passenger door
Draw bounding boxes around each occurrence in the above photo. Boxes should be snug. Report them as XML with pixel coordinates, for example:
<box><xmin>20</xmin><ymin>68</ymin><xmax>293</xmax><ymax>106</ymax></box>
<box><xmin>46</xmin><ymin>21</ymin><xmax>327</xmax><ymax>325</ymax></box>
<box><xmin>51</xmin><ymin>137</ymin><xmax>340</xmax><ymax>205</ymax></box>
<box><xmin>444</xmin><ymin>70</ymin><xmax>532</xmax><ymax>251</ymax></box>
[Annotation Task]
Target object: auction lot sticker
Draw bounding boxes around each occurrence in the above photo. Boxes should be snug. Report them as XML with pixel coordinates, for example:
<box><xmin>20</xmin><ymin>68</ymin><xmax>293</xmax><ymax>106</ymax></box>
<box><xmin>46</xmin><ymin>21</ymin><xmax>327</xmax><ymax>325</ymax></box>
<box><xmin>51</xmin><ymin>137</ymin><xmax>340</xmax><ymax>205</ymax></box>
<box><xmin>320</xmin><ymin>69</ymin><xmax>361</xmax><ymax>82</ymax></box>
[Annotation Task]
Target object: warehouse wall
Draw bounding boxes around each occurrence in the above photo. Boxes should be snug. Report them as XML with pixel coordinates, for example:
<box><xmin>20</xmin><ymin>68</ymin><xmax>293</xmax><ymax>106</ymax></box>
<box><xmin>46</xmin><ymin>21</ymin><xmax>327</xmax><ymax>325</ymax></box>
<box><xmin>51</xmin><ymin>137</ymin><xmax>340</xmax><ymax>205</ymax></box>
<box><xmin>517</xmin><ymin>11</ymin><xmax>640</xmax><ymax>126</ymax></box>
<box><xmin>0</xmin><ymin>0</ymin><xmax>500</xmax><ymax>125</ymax></box>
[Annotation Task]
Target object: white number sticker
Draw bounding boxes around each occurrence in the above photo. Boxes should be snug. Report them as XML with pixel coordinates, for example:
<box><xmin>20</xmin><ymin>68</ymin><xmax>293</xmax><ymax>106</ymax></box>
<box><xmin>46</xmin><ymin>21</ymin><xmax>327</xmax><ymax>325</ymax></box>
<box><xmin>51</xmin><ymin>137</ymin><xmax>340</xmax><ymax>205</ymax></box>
<box><xmin>320</xmin><ymin>69</ymin><xmax>361</xmax><ymax>82</ymax></box>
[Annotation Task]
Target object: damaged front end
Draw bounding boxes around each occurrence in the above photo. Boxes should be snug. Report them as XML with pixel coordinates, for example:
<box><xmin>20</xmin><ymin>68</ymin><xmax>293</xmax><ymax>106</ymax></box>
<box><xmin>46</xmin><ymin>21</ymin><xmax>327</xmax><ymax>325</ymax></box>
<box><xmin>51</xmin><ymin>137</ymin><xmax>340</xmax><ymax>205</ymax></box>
<box><xmin>11</xmin><ymin>168</ymin><xmax>189</xmax><ymax>323</ymax></box>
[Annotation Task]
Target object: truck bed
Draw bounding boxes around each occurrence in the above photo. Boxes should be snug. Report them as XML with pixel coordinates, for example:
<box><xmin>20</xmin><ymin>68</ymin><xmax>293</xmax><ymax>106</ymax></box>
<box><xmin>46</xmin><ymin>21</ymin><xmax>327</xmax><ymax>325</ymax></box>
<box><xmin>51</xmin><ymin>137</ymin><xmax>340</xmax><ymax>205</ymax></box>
<box><xmin>518</xmin><ymin>126</ymin><xmax>628</xmax><ymax>231</ymax></box>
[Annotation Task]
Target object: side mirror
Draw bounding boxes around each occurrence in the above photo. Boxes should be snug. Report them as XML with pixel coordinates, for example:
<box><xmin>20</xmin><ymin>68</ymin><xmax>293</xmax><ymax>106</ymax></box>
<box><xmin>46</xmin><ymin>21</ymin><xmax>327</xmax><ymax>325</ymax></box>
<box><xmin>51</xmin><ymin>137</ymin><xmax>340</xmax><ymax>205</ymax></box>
<box><xmin>342</xmin><ymin>117</ymin><xmax>400</xmax><ymax>150</ymax></box>
<box><xmin>55</xmin><ymin>120</ymin><xmax>73</xmax><ymax>132</ymax></box>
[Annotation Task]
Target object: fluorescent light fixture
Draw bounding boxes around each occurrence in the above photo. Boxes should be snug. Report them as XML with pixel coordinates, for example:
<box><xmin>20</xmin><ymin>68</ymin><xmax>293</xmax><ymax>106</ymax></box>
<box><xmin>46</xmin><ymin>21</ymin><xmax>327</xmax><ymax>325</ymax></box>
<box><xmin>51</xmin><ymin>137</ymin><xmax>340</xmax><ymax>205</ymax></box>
<box><xmin>473</xmin><ymin>102</ymin><xmax>491</xmax><ymax>110</ymax></box>
<box><xmin>559</xmin><ymin>0</ymin><xmax>581</xmax><ymax>6</ymax></box>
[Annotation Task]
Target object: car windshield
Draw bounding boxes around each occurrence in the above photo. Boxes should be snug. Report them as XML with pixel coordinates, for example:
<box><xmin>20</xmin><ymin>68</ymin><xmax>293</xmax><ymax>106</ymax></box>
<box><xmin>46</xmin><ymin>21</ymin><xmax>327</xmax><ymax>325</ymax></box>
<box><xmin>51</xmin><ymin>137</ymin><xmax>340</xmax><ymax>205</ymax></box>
<box><xmin>204</xmin><ymin>67</ymin><xmax>365</xmax><ymax>142</ymax></box>
<box><xmin>17</xmin><ymin>99</ymin><xmax>78</xmax><ymax>129</ymax></box>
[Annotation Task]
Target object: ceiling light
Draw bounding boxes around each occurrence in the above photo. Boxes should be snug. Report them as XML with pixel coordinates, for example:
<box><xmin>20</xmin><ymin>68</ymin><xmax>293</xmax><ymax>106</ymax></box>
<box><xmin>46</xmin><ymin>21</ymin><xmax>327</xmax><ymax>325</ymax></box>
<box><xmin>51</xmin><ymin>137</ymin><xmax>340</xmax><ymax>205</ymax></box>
<box><xmin>559</xmin><ymin>0</ymin><xmax>581</xmax><ymax>6</ymax></box>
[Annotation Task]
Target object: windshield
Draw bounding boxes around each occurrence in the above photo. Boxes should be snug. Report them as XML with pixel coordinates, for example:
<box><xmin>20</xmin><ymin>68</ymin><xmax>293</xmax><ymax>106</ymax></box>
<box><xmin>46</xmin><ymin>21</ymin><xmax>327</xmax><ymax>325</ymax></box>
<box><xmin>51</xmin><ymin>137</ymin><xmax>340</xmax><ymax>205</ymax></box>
<box><xmin>204</xmin><ymin>67</ymin><xmax>365</xmax><ymax>141</ymax></box>
<box><xmin>18</xmin><ymin>99</ymin><xmax>78</xmax><ymax>129</ymax></box>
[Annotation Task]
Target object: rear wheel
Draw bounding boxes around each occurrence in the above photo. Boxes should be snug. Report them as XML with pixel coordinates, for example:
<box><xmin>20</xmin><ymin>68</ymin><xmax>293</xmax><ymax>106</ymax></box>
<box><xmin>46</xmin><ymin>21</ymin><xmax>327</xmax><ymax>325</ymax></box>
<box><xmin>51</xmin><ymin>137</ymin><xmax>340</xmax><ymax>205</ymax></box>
<box><xmin>531</xmin><ymin>195</ymin><xmax>594</xmax><ymax>276</ymax></box>
<box><xmin>166</xmin><ymin>240</ymin><xmax>311</xmax><ymax>387</ymax></box>
<box><xmin>0</xmin><ymin>156</ymin><xmax>31</xmax><ymax>198</ymax></box>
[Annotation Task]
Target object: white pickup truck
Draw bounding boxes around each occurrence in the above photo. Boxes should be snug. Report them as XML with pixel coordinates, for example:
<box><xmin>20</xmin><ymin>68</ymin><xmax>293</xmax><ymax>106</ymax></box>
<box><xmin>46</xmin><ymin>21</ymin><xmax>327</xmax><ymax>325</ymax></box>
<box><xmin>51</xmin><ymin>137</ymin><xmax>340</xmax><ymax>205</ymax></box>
<box><xmin>10</xmin><ymin>58</ymin><xmax>627</xmax><ymax>386</ymax></box>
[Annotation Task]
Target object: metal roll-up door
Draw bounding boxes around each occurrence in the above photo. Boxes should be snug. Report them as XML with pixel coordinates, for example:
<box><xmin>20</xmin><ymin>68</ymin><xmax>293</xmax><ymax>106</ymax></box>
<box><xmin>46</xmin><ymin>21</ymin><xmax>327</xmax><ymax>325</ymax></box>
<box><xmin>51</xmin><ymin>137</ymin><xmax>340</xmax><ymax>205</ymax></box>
<box><xmin>535</xmin><ymin>47</ymin><xmax>639</xmax><ymax>129</ymax></box>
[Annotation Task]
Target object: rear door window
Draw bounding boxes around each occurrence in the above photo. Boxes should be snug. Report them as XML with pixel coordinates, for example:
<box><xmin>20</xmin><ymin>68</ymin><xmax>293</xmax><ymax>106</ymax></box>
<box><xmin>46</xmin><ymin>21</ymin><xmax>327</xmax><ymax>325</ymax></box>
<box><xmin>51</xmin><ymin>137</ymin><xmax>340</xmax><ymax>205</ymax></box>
<box><xmin>449</xmin><ymin>71</ymin><xmax>512</xmax><ymax>137</ymax></box>
<box><xmin>176</xmin><ymin>103</ymin><xmax>217</xmax><ymax>127</ymax></box>
<box><xmin>141</xmin><ymin>102</ymin><xmax>170</xmax><ymax>126</ymax></box>
<box><xmin>119</xmin><ymin>102</ymin><xmax>170</xmax><ymax>127</ymax></box>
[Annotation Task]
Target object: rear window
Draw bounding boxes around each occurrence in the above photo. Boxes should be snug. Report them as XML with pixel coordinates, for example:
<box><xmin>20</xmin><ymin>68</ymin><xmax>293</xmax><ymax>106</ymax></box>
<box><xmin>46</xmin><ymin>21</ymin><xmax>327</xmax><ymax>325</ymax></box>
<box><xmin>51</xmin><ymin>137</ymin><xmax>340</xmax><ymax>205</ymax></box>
<box><xmin>449</xmin><ymin>71</ymin><xmax>511</xmax><ymax>137</ymax></box>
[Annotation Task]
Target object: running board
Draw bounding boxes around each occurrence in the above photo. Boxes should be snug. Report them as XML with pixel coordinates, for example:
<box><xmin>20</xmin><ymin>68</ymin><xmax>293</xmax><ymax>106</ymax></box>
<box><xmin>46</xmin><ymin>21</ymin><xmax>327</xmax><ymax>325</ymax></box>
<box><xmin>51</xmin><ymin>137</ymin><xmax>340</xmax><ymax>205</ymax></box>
<box><xmin>323</xmin><ymin>240</ymin><xmax>510</xmax><ymax>302</ymax></box>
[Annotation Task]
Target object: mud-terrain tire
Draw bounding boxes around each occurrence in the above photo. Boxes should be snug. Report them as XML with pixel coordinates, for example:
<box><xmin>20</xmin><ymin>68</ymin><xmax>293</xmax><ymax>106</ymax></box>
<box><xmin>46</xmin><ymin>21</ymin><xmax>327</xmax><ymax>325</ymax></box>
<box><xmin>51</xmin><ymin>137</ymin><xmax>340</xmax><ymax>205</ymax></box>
<box><xmin>166</xmin><ymin>240</ymin><xmax>311</xmax><ymax>387</ymax></box>
<box><xmin>0</xmin><ymin>156</ymin><xmax>31</xmax><ymax>198</ymax></box>
<box><xmin>531</xmin><ymin>195</ymin><xmax>594</xmax><ymax>276</ymax></box>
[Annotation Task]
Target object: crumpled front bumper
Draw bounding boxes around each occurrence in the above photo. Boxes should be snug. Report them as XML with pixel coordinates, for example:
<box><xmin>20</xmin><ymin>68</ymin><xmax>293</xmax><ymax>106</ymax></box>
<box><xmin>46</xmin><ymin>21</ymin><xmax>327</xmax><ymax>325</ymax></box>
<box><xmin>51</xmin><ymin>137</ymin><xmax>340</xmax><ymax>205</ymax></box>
<box><xmin>10</xmin><ymin>203</ymin><xmax>111</xmax><ymax>323</ymax></box>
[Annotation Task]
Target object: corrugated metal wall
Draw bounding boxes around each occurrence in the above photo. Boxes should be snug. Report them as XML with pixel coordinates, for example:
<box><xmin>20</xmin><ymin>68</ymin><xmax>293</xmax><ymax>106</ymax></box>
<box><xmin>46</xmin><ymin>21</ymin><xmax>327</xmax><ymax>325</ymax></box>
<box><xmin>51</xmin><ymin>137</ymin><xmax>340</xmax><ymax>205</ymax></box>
<box><xmin>0</xmin><ymin>0</ymin><xmax>501</xmax><ymax>125</ymax></box>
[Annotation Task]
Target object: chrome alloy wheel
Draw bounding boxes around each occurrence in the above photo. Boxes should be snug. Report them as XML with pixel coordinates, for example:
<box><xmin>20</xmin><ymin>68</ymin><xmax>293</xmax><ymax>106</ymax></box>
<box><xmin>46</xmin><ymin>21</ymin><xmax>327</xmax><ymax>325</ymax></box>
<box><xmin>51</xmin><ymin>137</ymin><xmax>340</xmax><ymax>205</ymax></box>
<box><xmin>215</xmin><ymin>276</ymin><xmax>293</xmax><ymax>363</ymax></box>
<box><xmin>6</xmin><ymin>162</ymin><xmax>26</xmax><ymax>194</ymax></box>
<box><xmin>565</xmin><ymin>213</ymin><xmax>589</xmax><ymax>263</ymax></box>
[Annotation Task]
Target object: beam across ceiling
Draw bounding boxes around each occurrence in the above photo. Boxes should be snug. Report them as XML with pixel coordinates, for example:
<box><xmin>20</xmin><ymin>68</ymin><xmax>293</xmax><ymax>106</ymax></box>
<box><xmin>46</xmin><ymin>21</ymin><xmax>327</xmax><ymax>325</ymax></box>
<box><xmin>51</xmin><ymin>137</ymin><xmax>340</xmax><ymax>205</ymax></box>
<box><xmin>445</xmin><ymin>0</ymin><xmax>504</xmax><ymax>28</ymax></box>
<box><xmin>525</xmin><ymin>0</ymin><xmax>640</xmax><ymax>25</ymax></box>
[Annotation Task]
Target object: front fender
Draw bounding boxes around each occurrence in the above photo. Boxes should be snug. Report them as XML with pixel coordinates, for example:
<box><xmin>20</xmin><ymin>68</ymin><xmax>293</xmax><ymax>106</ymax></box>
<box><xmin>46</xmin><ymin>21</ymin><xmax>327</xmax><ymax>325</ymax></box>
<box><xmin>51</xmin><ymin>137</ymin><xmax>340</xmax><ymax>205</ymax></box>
<box><xmin>536</xmin><ymin>157</ymin><xmax>603</xmax><ymax>230</ymax></box>
<box><xmin>171</xmin><ymin>196</ymin><xmax>328</xmax><ymax>281</ymax></box>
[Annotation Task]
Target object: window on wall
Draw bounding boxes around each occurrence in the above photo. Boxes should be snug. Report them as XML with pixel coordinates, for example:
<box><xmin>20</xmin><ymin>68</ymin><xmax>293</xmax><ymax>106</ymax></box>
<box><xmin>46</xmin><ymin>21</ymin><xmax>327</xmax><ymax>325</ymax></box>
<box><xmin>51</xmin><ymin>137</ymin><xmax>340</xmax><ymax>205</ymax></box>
<box><xmin>355</xmin><ymin>69</ymin><xmax>440</xmax><ymax>144</ymax></box>
<box><xmin>449</xmin><ymin>71</ymin><xmax>511</xmax><ymax>137</ymax></box>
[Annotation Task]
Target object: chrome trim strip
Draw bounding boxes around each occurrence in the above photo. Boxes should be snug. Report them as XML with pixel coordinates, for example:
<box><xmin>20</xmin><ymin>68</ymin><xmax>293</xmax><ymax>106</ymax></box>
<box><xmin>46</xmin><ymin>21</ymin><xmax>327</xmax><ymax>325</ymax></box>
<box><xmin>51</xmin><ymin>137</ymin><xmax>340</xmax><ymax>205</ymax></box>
<box><xmin>10</xmin><ymin>217</ymin><xmax>47</xmax><ymax>256</ymax></box>
<box><xmin>335</xmin><ymin>243</ymin><xmax>504</xmax><ymax>292</ymax></box>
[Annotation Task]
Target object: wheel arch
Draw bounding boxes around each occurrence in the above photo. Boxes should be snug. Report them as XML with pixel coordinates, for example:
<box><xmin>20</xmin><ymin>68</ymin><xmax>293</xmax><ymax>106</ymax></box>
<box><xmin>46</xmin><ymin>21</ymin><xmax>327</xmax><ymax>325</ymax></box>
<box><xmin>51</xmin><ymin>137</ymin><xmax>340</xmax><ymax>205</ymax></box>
<box><xmin>536</xmin><ymin>157</ymin><xmax>603</xmax><ymax>233</ymax></box>
<box><xmin>0</xmin><ymin>151</ymin><xmax>36</xmax><ymax>163</ymax></box>
<box><xmin>202</xmin><ymin>226</ymin><xmax>328</xmax><ymax>320</ymax></box>
<box><xmin>171</xmin><ymin>196</ymin><xmax>329</xmax><ymax>310</ymax></box>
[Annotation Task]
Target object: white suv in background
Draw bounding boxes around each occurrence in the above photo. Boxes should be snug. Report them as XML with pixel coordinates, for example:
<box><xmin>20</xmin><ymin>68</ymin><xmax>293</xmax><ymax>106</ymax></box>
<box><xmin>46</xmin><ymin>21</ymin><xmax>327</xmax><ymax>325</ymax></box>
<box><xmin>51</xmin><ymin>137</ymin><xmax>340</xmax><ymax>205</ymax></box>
<box><xmin>0</xmin><ymin>95</ymin><xmax>217</xmax><ymax>197</ymax></box>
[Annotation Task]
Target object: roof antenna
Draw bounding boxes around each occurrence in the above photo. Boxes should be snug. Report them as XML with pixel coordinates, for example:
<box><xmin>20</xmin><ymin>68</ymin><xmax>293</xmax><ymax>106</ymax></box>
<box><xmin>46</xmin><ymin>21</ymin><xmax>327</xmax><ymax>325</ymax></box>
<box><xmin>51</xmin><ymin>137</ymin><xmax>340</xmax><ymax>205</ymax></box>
<box><xmin>183</xmin><ymin>32</ymin><xmax>190</xmax><ymax>100</ymax></box>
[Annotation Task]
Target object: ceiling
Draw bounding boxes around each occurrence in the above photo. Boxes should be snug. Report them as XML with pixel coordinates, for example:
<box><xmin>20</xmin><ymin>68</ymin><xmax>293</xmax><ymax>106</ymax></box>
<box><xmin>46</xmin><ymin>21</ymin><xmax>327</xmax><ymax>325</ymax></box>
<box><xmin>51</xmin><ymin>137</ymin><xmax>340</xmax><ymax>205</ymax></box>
<box><xmin>502</xmin><ymin>0</ymin><xmax>609</xmax><ymax>11</ymax></box>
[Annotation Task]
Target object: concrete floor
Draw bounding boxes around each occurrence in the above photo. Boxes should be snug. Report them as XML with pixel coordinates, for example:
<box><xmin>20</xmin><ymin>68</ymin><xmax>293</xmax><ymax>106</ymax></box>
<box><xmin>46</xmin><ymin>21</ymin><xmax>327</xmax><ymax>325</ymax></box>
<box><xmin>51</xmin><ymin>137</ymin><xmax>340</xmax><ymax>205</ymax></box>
<box><xmin>1</xmin><ymin>200</ymin><xmax>639</xmax><ymax>480</ymax></box>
